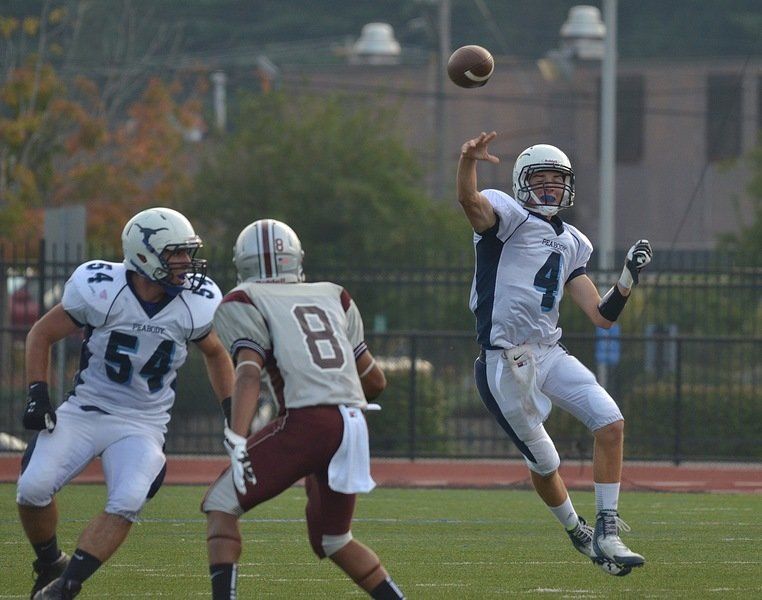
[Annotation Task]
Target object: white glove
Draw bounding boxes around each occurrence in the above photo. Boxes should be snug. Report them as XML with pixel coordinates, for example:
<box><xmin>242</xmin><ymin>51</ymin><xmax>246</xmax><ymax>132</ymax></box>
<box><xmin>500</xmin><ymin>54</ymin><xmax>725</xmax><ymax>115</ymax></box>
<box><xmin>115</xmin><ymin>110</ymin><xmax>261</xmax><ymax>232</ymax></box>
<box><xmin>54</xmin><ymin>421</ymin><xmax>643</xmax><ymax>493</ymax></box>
<box><xmin>223</xmin><ymin>426</ymin><xmax>256</xmax><ymax>494</ymax></box>
<box><xmin>618</xmin><ymin>239</ymin><xmax>652</xmax><ymax>289</ymax></box>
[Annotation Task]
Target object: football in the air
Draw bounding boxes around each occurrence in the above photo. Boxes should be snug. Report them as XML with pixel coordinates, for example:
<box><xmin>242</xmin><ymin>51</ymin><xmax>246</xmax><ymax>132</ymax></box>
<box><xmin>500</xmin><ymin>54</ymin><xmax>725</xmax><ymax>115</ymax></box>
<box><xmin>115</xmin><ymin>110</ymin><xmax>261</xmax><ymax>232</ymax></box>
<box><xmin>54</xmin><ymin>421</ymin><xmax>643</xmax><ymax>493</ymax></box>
<box><xmin>447</xmin><ymin>45</ymin><xmax>494</xmax><ymax>88</ymax></box>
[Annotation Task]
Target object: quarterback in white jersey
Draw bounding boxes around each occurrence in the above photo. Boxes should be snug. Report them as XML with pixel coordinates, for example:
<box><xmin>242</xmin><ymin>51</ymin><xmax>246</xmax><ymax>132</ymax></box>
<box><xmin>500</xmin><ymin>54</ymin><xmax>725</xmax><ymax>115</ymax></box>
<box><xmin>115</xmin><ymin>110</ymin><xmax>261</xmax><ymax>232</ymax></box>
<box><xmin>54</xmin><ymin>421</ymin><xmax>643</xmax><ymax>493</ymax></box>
<box><xmin>17</xmin><ymin>208</ymin><xmax>234</xmax><ymax>599</ymax></box>
<box><xmin>458</xmin><ymin>132</ymin><xmax>652</xmax><ymax>575</ymax></box>
<box><xmin>470</xmin><ymin>187</ymin><xmax>594</xmax><ymax>349</ymax></box>
<box><xmin>202</xmin><ymin>219</ymin><xmax>405</xmax><ymax>600</ymax></box>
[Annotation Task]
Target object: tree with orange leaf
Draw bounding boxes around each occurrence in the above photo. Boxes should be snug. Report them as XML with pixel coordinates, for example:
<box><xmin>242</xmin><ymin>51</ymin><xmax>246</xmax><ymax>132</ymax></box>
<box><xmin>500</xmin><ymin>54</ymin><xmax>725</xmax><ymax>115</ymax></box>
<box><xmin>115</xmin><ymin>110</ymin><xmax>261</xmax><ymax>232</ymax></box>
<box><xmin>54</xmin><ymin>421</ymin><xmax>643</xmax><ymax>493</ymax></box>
<box><xmin>0</xmin><ymin>2</ymin><xmax>207</xmax><ymax>247</ymax></box>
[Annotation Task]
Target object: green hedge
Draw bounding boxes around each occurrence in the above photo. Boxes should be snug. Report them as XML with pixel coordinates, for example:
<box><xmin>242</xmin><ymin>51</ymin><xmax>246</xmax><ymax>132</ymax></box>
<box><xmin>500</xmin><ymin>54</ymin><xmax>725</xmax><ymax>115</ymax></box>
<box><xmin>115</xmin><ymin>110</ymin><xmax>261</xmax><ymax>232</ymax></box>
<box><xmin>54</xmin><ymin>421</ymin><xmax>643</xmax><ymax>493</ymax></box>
<box><xmin>367</xmin><ymin>361</ymin><xmax>449</xmax><ymax>457</ymax></box>
<box><xmin>619</xmin><ymin>383</ymin><xmax>761</xmax><ymax>461</ymax></box>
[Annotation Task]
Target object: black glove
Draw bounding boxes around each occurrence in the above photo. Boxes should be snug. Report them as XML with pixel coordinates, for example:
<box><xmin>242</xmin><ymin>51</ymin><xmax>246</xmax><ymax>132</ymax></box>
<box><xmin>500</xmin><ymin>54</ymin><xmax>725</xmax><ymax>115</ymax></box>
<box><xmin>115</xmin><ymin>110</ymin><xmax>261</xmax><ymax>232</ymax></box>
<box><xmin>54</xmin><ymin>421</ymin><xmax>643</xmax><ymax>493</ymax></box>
<box><xmin>618</xmin><ymin>239</ymin><xmax>653</xmax><ymax>288</ymax></box>
<box><xmin>22</xmin><ymin>381</ymin><xmax>57</xmax><ymax>432</ymax></box>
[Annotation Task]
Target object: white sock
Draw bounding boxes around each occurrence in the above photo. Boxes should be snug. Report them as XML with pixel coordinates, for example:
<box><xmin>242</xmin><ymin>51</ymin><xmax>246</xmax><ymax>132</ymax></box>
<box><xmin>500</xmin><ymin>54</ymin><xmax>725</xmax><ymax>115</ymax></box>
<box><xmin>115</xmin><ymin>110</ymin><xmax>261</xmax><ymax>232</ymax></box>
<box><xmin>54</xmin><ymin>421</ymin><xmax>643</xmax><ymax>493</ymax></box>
<box><xmin>549</xmin><ymin>496</ymin><xmax>579</xmax><ymax>530</ymax></box>
<box><xmin>595</xmin><ymin>482</ymin><xmax>620</xmax><ymax>512</ymax></box>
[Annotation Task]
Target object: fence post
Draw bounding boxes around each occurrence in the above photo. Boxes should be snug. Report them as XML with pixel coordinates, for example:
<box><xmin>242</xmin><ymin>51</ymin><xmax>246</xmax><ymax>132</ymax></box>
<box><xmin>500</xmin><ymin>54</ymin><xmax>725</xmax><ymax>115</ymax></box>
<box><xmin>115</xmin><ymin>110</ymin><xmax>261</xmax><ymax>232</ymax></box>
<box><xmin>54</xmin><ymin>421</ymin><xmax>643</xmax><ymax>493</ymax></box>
<box><xmin>408</xmin><ymin>333</ymin><xmax>418</xmax><ymax>460</ymax></box>
<box><xmin>673</xmin><ymin>337</ymin><xmax>682</xmax><ymax>465</ymax></box>
<box><xmin>37</xmin><ymin>239</ymin><xmax>46</xmax><ymax>318</ymax></box>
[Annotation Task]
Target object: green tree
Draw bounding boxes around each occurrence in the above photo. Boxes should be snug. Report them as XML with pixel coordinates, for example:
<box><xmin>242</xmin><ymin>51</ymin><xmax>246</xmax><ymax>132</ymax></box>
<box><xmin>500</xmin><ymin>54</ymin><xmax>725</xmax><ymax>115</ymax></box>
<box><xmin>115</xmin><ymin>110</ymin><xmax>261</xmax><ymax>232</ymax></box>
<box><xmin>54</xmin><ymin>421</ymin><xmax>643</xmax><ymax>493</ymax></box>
<box><xmin>718</xmin><ymin>143</ymin><xmax>762</xmax><ymax>261</ymax></box>
<box><xmin>185</xmin><ymin>90</ymin><xmax>467</xmax><ymax>266</ymax></box>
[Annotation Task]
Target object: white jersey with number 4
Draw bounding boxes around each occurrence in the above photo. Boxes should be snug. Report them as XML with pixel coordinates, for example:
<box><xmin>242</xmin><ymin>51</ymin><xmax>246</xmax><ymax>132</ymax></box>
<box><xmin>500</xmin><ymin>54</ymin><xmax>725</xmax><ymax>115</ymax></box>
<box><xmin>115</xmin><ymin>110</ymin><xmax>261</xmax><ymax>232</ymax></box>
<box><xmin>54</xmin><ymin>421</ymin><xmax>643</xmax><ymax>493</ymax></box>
<box><xmin>61</xmin><ymin>260</ymin><xmax>221</xmax><ymax>430</ymax></box>
<box><xmin>213</xmin><ymin>281</ymin><xmax>368</xmax><ymax>411</ymax></box>
<box><xmin>470</xmin><ymin>189</ymin><xmax>593</xmax><ymax>349</ymax></box>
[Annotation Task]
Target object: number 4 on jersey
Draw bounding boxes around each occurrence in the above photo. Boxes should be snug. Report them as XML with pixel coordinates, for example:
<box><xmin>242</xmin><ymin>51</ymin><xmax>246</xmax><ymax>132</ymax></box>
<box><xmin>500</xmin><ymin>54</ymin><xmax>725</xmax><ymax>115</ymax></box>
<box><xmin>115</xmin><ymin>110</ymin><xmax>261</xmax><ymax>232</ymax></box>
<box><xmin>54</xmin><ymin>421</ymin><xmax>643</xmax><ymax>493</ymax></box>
<box><xmin>534</xmin><ymin>252</ymin><xmax>562</xmax><ymax>312</ymax></box>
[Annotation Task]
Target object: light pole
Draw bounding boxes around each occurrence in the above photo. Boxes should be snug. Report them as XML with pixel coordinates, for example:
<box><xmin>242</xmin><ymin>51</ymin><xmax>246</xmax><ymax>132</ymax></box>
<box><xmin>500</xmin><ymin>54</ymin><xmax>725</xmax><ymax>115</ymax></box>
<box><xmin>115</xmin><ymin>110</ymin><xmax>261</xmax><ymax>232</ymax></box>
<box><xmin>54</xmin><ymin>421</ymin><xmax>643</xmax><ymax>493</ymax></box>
<box><xmin>596</xmin><ymin>0</ymin><xmax>617</xmax><ymax>388</ymax></box>
<box><xmin>552</xmin><ymin>4</ymin><xmax>617</xmax><ymax>387</ymax></box>
<box><xmin>598</xmin><ymin>0</ymin><xmax>617</xmax><ymax>273</ymax></box>
<box><xmin>553</xmin><ymin>3</ymin><xmax>615</xmax><ymax>267</ymax></box>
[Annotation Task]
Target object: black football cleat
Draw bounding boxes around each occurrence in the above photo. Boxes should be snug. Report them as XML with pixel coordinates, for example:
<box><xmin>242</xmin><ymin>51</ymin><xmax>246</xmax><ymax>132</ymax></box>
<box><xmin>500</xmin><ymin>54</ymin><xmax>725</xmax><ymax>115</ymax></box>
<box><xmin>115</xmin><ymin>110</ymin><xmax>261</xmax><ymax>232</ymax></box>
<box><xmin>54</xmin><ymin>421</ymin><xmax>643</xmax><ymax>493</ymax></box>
<box><xmin>30</xmin><ymin>553</ymin><xmax>70</xmax><ymax>599</ymax></box>
<box><xmin>33</xmin><ymin>576</ymin><xmax>81</xmax><ymax>599</ymax></box>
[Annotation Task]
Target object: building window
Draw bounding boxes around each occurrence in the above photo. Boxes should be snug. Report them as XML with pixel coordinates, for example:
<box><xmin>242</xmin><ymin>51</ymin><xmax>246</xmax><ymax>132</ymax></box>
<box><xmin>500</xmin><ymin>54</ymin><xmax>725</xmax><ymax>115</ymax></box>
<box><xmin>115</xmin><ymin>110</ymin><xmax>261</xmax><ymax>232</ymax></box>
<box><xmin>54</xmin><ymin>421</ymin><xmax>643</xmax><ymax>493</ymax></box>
<box><xmin>617</xmin><ymin>75</ymin><xmax>644</xmax><ymax>163</ymax></box>
<box><xmin>597</xmin><ymin>75</ymin><xmax>645</xmax><ymax>163</ymax></box>
<box><xmin>706</xmin><ymin>74</ymin><xmax>742</xmax><ymax>162</ymax></box>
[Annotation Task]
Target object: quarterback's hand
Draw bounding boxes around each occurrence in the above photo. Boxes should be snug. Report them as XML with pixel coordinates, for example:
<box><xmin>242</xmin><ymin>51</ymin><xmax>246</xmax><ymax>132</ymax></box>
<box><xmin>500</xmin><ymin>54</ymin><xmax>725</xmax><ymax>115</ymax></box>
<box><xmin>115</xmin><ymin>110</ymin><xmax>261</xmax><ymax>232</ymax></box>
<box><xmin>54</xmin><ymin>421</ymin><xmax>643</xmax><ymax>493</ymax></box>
<box><xmin>618</xmin><ymin>239</ymin><xmax>652</xmax><ymax>289</ymax></box>
<box><xmin>22</xmin><ymin>382</ymin><xmax>56</xmax><ymax>432</ymax></box>
<box><xmin>223</xmin><ymin>426</ymin><xmax>255</xmax><ymax>494</ymax></box>
<box><xmin>460</xmin><ymin>131</ymin><xmax>500</xmax><ymax>163</ymax></box>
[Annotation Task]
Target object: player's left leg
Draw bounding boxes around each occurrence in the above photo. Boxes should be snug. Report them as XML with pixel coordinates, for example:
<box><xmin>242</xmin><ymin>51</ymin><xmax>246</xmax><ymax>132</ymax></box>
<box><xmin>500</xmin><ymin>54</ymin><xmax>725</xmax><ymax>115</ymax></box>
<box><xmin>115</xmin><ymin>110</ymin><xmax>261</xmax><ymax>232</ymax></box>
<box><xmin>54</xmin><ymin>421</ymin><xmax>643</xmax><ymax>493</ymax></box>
<box><xmin>541</xmin><ymin>345</ymin><xmax>645</xmax><ymax>569</ymax></box>
<box><xmin>590</xmin><ymin>420</ymin><xmax>645</xmax><ymax>567</ymax></box>
<box><xmin>305</xmin><ymin>474</ymin><xmax>405</xmax><ymax>599</ymax></box>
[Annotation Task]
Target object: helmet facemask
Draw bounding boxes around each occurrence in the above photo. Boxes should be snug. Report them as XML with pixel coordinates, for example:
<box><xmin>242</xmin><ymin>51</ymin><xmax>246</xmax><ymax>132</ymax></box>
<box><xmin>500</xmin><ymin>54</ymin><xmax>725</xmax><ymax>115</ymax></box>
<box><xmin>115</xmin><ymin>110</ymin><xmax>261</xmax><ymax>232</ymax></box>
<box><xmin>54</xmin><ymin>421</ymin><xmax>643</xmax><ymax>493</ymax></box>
<box><xmin>512</xmin><ymin>144</ymin><xmax>575</xmax><ymax>217</ymax></box>
<box><xmin>150</xmin><ymin>242</ymin><xmax>207</xmax><ymax>294</ymax></box>
<box><xmin>515</xmin><ymin>164</ymin><xmax>574</xmax><ymax>216</ymax></box>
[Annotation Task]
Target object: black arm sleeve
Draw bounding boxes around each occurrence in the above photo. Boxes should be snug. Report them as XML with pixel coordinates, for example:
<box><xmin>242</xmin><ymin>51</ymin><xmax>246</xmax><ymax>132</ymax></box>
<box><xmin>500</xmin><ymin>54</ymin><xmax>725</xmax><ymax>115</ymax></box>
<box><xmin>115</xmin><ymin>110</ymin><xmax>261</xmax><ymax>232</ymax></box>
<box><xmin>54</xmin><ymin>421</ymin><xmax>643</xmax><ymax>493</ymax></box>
<box><xmin>597</xmin><ymin>285</ymin><xmax>629</xmax><ymax>321</ymax></box>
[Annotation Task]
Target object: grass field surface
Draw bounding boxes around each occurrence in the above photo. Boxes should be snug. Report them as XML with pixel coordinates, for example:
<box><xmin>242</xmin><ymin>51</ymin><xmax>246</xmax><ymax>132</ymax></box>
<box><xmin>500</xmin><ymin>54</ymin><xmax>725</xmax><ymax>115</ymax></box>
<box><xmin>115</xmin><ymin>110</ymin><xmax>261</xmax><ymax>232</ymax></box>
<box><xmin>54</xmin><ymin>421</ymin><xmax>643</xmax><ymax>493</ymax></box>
<box><xmin>1</xmin><ymin>483</ymin><xmax>760</xmax><ymax>598</ymax></box>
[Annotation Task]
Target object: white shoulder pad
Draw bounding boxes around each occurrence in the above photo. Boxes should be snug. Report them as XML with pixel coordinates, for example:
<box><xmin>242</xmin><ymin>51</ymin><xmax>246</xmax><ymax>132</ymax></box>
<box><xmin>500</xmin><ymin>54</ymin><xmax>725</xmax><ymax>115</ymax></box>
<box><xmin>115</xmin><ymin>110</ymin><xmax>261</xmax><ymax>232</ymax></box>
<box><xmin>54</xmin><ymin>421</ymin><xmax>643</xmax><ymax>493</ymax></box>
<box><xmin>566</xmin><ymin>223</ymin><xmax>594</xmax><ymax>265</ymax></box>
<box><xmin>179</xmin><ymin>275</ymin><xmax>223</xmax><ymax>339</ymax></box>
<box><xmin>62</xmin><ymin>260</ymin><xmax>129</xmax><ymax>326</ymax></box>
<box><xmin>481</xmin><ymin>189</ymin><xmax>525</xmax><ymax>238</ymax></box>
<box><xmin>482</xmin><ymin>189</ymin><xmax>519</xmax><ymax>212</ymax></box>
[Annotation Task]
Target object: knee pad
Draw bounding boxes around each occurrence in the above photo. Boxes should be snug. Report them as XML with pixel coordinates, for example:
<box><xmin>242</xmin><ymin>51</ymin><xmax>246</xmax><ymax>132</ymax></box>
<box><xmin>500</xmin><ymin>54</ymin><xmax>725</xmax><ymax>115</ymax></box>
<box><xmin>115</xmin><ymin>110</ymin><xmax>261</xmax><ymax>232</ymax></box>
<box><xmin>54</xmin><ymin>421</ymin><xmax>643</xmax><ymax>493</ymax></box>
<box><xmin>202</xmin><ymin>477</ymin><xmax>244</xmax><ymax>517</ymax></box>
<box><xmin>522</xmin><ymin>426</ymin><xmax>560</xmax><ymax>476</ymax></box>
<box><xmin>320</xmin><ymin>531</ymin><xmax>353</xmax><ymax>558</ymax></box>
<box><xmin>16</xmin><ymin>470</ymin><xmax>54</xmax><ymax>508</ymax></box>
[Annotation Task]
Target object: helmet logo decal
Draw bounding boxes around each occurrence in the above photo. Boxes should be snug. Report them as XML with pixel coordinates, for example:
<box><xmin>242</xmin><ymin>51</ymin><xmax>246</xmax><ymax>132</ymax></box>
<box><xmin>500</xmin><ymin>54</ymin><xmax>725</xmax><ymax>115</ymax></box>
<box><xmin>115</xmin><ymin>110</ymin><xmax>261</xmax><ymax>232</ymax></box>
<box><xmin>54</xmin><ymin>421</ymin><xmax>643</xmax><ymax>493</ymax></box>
<box><xmin>134</xmin><ymin>223</ymin><xmax>169</xmax><ymax>250</ymax></box>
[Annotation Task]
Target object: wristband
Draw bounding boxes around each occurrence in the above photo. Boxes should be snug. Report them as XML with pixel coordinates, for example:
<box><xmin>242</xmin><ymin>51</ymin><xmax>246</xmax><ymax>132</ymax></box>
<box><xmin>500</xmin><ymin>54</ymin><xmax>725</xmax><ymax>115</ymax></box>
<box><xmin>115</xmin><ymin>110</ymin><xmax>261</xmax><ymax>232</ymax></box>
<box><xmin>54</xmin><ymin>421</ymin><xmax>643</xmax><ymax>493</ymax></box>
<box><xmin>598</xmin><ymin>285</ymin><xmax>629</xmax><ymax>321</ymax></box>
<box><xmin>28</xmin><ymin>381</ymin><xmax>49</xmax><ymax>399</ymax></box>
<box><xmin>236</xmin><ymin>360</ymin><xmax>262</xmax><ymax>373</ymax></box>
<box><xmin>358</xmin><ymin>359</ymin><xmax>376</xmax><ymax>379</ymax></box>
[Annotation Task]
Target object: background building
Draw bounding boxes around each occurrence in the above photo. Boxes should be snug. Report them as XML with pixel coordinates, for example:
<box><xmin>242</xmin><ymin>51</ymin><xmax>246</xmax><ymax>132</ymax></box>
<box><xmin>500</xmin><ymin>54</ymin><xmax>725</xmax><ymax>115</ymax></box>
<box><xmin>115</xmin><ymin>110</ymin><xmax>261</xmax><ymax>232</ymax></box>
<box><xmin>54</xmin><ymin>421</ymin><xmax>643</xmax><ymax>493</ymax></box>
<box><xmin>281</xmin><ymin>50</ymin><xmax>761</xmax><ymax>254</ymax></box>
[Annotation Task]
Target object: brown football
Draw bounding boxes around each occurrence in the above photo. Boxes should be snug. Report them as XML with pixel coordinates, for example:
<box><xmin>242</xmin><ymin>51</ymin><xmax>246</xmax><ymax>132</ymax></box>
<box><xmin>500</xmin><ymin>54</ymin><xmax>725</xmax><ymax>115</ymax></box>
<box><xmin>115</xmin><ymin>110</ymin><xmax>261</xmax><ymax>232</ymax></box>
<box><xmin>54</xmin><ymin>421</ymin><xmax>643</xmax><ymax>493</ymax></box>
<box><xmin>447</xmin><ymin>45</ymin><xmax>494</xmax><ymax>88</ymax></box>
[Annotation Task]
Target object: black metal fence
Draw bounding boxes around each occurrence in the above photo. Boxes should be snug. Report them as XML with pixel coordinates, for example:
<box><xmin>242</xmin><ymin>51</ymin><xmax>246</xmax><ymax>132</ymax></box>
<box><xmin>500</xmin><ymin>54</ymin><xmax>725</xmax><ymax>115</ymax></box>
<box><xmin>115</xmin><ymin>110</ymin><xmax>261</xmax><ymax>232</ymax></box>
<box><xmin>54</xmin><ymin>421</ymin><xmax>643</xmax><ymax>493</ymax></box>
<box><xmin>1</xmin><ymin>243</ymin><xmax>760</xmax><ymax>463</ymax></box>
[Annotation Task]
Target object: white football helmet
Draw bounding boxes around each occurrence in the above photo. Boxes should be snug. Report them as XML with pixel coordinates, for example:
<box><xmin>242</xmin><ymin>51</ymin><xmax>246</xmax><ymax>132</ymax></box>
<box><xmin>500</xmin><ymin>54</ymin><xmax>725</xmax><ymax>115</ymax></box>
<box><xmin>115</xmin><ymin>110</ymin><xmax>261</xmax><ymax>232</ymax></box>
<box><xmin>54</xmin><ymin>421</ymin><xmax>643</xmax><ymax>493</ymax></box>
<box><xmin>234</xmin><ymin>219</ymin><xmax>305</xmax><ymax>283</ymax></box>
<box><xmin>122</xmin><ymin>207</ymin><xmax>206</xmax><ymax>293</ymax></box>
<box><xmin>512</xmin><ymin>144</ymin><xmax>575</xmax><ymax>217</ymax></box>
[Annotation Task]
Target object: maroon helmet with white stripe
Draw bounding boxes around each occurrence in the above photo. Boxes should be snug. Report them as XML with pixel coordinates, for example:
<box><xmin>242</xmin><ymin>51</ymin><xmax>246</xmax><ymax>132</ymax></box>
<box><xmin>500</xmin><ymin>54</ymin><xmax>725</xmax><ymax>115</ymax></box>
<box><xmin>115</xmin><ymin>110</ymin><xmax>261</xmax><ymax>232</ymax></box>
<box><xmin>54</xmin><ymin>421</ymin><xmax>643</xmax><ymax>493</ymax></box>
<box><xmin>233</xmin><ymin>219</ymin><xmax>304</xmax><ymax>283</ymax></box>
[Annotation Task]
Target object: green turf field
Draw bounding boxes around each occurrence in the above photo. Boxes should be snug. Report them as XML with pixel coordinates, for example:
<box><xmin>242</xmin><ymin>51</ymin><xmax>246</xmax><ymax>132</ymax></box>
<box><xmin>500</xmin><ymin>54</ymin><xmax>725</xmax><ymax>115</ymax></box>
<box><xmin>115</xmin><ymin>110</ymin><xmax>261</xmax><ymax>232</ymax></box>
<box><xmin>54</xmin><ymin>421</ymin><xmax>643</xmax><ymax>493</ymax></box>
<box><xmin>2</xmin><ymin>483</ymin><xmax>760</xmax><ymax>598</ymax></box>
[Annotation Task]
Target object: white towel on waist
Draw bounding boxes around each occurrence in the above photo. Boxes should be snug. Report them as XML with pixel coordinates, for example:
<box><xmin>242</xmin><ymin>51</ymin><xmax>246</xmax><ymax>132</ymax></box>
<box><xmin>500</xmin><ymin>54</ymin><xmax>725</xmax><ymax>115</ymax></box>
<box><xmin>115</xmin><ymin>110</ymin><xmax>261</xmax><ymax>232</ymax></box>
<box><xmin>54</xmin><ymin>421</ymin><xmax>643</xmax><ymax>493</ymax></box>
<box><xmin>328</xmin><ymin>405</ymin><xmax>376</xmax><ymax>494</ymax></box>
